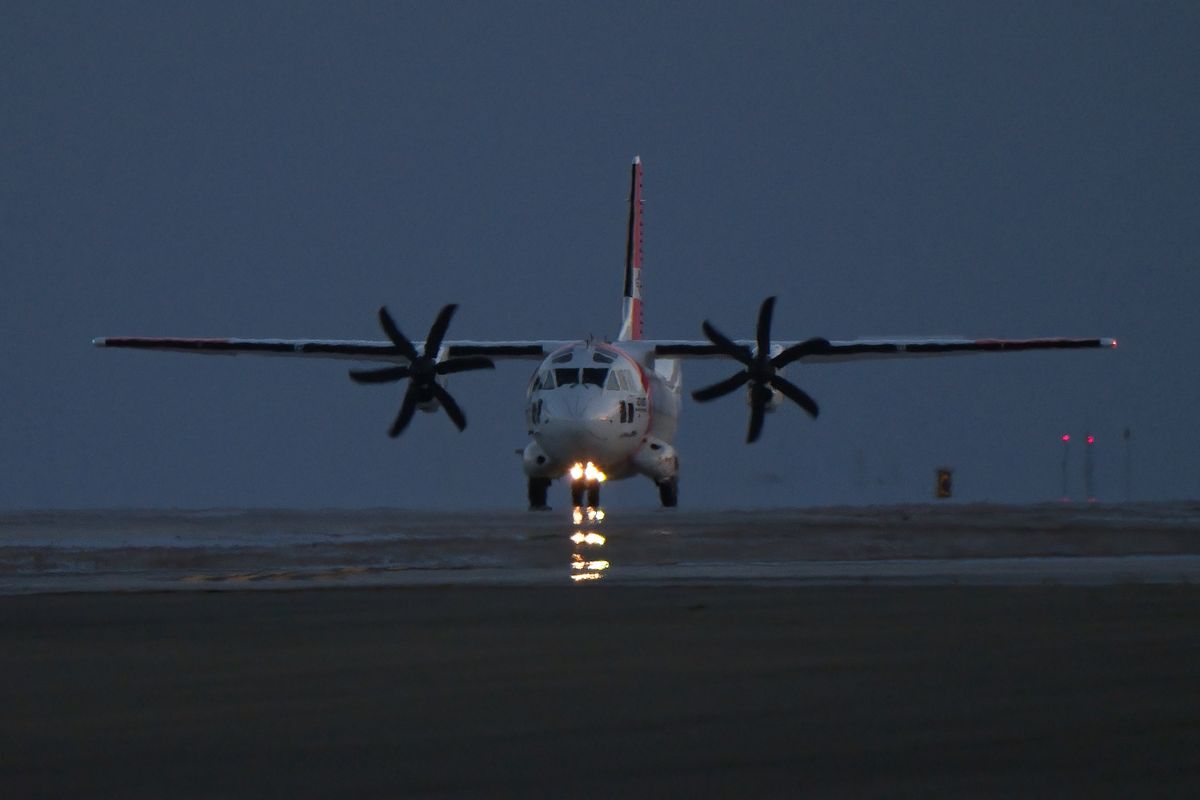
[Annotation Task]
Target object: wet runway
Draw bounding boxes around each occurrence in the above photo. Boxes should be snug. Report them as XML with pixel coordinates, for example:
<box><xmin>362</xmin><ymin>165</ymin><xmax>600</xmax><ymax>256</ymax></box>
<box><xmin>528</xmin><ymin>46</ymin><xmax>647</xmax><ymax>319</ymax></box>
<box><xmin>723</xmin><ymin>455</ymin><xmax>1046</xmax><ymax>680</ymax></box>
<box><xmin>4</xmin><ymin>504</ymin><xmax>1200</xmax><ymax>796</ymax></box>
<box><xmin>3</xmin><ymin>503</ymin><xmax>1198</xmax><ymax>593</ymax></box>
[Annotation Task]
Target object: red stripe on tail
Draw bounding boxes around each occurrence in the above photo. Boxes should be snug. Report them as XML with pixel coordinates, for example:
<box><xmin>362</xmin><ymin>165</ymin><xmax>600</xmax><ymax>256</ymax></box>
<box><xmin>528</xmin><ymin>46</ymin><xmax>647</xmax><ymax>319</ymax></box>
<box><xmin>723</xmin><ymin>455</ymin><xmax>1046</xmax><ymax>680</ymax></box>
<box><xmin>620</xmin><ymin>156</ymin><xmax>644</xmax><ymax>340</ymax></box>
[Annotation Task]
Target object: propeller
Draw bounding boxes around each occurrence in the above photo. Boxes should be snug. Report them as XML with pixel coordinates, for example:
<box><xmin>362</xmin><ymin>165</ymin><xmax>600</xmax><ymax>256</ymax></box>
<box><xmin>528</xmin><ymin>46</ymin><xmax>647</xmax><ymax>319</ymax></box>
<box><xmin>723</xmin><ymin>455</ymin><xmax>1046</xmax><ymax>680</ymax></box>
<box><xmin>349</xmin><ymin>304</ymin><xmax>494</xmax><ymax>437</ymax></box>
<box><xmin>691</xmin><ymin>296</ymin><xmax>830</xmax><ymax>443</ymax></box>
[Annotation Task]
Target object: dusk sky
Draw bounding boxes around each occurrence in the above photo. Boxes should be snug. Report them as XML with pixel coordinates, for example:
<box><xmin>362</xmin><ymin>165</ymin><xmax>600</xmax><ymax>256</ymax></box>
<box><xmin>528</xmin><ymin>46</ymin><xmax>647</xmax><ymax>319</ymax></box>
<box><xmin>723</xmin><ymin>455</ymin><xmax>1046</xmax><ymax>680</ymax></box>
<box><xmin>4</xmin><ymin>2</ymin><xmax>1197</xmax><ymax>509</ymax></box>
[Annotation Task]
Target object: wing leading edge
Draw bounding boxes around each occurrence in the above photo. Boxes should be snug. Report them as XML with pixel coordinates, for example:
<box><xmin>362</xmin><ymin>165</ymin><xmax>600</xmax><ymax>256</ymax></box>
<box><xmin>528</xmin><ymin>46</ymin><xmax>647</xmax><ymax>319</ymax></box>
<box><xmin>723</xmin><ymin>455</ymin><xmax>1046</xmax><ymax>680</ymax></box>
<box><xmin>95</xmin><ymin>334</ymin><xmax>1117</xmax><ymax>364</ymax></box>
<box><xmin>92</xmin><ymin>337</ymin><xmax>563</xmax><ymax>363</ymax></box>
<box><xmin>653</xmin><ymin>336</ymin><xmax>1117</xmax><ymax>363</ymax></box>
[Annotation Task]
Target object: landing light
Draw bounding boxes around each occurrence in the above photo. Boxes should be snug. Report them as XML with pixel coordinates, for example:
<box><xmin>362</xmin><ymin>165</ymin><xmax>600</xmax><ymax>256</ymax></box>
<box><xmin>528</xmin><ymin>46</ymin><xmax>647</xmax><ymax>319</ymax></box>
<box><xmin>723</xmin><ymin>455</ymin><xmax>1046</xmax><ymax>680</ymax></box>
<box><xmin>569</xmin><ymin>462</ymin><xmax>607</xmax><ymax>482</ymax></box>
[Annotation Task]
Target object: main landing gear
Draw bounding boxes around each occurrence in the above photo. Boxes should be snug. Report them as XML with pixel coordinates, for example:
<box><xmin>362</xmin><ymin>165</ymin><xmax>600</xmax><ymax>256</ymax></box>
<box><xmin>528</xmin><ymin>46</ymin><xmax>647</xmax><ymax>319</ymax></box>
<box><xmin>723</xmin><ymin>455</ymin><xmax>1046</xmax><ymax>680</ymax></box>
<box><xmin>528</xmin><ymin>462</ymin><xmax>676</xmax><ymax>510</ymax></box>
<box><xmin>657</xmin><ymin>477</ymin><xmax>678</xmax><ymax>508</ymax></box>
<box><xmin>528</xmin><ymin>477</ymin><xmax>552</xmax><ymax>511</ymax></box>
<box><xmin>526</xmin><ymin>476</ymin><xmax>600</xmax><ymax>511</ymax></box>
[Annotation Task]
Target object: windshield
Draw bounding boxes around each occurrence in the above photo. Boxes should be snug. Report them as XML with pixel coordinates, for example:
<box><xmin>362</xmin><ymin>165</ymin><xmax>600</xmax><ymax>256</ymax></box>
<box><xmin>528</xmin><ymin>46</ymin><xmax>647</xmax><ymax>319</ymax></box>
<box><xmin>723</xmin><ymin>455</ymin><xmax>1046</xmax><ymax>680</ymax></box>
<box><xmin>551</xmin><ymin>367</ymin><xmax>610</xmax><ymax>388</ymax></box>
<box><xmin>581</xmin><ymin>368</ymin><xmax>608</xmax><ymax>387</ymax></box>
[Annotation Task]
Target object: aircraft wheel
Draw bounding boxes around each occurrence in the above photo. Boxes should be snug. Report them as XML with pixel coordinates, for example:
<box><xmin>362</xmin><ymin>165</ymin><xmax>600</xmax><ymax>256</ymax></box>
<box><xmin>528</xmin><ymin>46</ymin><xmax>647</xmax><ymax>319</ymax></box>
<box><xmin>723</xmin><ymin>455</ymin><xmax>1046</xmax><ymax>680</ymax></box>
<box><xmin>658</xmin><ymin>477</ymin><xmax>678</xmax><ymax>508</ymax></box>
<box><xmin>527</xmin><ymin>477</ymin><xmax>552</xmax><ymax>511</ymax></box>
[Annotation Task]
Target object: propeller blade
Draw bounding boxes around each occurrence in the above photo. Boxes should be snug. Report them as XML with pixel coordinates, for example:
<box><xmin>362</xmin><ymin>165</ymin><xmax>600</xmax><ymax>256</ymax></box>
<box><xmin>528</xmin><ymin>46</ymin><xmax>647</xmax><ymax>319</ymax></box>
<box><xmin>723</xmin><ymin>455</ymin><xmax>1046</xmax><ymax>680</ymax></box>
<box><xmin>348</xmin><ymin>365</ymin><xmax>410</xmax><ymax>384</ymax></box>
<box><xmin>378</xmin><ymin>307</ymin><xmax>418</xmax><ymax>360</ymax></box>
<box><xmin>770</xmin><ymin>376</ymin><xmax>820</xmax><ymax>419</ymax></box>
<box><xmin>431</xmin><ymin>383</ymin><xmax>467</xmax><ymax>431</ymax></box>
<box><xmin>435</xmin><ymin>356</ymin><xmax>495</xmax><ymax>376</ymax></box>
<box><xmin>756</xmin><ymin>296</ymin><xmax>776</xmax><ymax>358</ymax></box>
<box><xmin>701</xmin><ymin>321</ymin><xmax>754</xmax><ymax>365</ymax></box>
<box><xmin>747</xmin><ymin>387</ymin><xmax>768</xmax><ymax>443</ymax></box>
<box><xmin>691</xmin><ymin>371</ymin><xmax>751</xmax><ymax>402</ymax></box>
<box><xmin>696</xmin><ymin>297</ymin><xmax>823</xmax><ymax>442</ymax></box>
<box><xmin>388</xmin><ymin>389</ymin><xmax>419</xmax><ymax>438</ymax></box>
<box><xmin>423</xmin><ymin>304</ymin><xmax>458</xmax><ymax>357</ymax></box>
<box><xmin>773</xmin><ymin>337</ymin><xmax>832</xmax><ymax>368</ymax></box>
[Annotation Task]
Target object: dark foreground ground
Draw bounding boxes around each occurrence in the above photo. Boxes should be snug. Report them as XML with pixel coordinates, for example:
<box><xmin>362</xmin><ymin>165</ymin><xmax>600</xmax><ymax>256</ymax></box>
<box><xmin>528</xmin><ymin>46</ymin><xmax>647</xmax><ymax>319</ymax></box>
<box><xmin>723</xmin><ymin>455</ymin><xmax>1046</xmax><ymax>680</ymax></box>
<box><xmin>2</xmin><ymin>585</ymin><xmax>1198</xmax><ymax>798</ymax></box>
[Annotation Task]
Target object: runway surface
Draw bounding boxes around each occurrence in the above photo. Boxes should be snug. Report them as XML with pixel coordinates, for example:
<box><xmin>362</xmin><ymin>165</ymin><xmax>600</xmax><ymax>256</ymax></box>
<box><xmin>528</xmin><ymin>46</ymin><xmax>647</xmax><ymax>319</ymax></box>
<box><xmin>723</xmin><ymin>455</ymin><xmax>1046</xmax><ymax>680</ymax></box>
<box><xmin>3</xmin><ymin>504</ymin><xmax>1199</xmax><ymax>796</ymax></box>
<box><xmin>2</xmin><ymin>503</ymin><xmax>1199</xmax><ymax>593</ymax></box>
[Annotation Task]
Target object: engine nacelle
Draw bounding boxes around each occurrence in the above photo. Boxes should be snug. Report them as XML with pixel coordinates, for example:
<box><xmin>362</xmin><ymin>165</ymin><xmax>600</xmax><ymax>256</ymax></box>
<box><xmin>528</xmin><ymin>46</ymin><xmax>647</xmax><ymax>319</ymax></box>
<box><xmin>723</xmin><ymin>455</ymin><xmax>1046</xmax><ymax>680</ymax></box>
<box><xmin>764</xmin><ymin>348</ymin><xmax>789</xmax><ymax>411</ymax></box>
<box><xmin>631</xmin><ymin>437</ymin><xmax>678</xmax><ymax>482</ymax></box>
<box><xmin>416</xmin><ymin>373</ymin><xmax>452</xmax><ymax>413</ymax></box>
<box><xmin>745</xmin><ymin>383</ymin><xmax>786</xmax><ymax>412</ymax></box>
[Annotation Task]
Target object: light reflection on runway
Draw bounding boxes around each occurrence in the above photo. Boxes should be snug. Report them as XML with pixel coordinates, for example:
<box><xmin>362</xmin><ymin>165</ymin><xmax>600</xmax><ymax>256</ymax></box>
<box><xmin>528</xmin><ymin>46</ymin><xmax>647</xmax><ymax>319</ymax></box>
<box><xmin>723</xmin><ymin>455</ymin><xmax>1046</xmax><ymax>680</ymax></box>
<box><xmin>2</xmin><ymin>504</ymin><xmax>1199</xmax><ymax>593</ymax></box>
<box><xmin>572</xmin><ymin>506</ymin><xmax>605</xmax><ymax>526</ymax></box>
<box><xmin>569</xmin><ymin>506</ymin><xmax>609</xmax><ymax>582</ymax></box>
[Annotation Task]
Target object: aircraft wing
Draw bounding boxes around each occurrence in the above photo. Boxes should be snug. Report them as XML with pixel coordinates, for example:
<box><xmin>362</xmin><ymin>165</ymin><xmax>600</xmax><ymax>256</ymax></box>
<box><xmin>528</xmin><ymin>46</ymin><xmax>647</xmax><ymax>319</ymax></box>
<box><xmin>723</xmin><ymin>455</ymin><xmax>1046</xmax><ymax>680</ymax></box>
<box><xmin>653</xmin><ymin>336</ymin><xmax>1117</xmax><ymax>363</ymax></box>
<box><xmin>92</xmin><ymin>337</ymin><xmax>569</xmax><ymax>364</ymax></box>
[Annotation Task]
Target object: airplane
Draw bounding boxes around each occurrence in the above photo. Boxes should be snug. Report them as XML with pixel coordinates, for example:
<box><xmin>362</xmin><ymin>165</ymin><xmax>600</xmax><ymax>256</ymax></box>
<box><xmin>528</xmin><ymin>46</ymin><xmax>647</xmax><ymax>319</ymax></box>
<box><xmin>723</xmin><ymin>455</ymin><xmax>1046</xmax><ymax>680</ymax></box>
<box><xmin>94</xmin><ymin>157</ymin><xmax>1116</xmax><ymax>510</ymax></box>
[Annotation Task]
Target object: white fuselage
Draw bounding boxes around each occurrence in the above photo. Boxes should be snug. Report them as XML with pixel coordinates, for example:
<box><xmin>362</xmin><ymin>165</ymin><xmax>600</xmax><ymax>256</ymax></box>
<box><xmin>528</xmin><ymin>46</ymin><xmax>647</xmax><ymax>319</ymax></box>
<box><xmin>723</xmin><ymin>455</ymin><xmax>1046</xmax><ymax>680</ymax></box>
<box><xmin>521</xmin><ymin>342</ymin><xmax>681</xmax><ymax>484</ymax></box>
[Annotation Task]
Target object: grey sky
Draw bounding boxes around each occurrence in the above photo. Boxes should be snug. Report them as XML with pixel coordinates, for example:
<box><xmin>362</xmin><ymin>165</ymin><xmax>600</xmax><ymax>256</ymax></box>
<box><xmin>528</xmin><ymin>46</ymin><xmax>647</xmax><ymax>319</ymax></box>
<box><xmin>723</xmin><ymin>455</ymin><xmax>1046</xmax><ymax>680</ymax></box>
<box><xmin>3</xmin><ymin>2</ymin><xmax>1197</xmax><ymax>509</ymax></box>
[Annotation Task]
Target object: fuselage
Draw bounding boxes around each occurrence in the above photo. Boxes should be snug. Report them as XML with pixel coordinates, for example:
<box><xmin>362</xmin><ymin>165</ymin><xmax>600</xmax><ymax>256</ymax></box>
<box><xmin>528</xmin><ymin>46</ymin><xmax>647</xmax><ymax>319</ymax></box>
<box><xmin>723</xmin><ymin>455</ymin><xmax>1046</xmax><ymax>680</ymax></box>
<box><xmin>521</xmin><ymin>342</ymin><xmax>681</xmax><ymax>484</ymax></box>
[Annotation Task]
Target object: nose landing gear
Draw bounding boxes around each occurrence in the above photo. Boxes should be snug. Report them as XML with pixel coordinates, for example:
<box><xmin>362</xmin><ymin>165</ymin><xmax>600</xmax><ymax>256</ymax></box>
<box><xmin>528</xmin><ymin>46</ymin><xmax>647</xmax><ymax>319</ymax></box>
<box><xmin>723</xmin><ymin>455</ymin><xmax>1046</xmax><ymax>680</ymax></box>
<box><xmin>570</xmin><ymin>479</ymin><xmax>601</xmax><ymax>509</ymax></box>
<box><xmin>567</xmin><ymin>461</ymin><xmax>606</xmax><ymax>509</ymax></box>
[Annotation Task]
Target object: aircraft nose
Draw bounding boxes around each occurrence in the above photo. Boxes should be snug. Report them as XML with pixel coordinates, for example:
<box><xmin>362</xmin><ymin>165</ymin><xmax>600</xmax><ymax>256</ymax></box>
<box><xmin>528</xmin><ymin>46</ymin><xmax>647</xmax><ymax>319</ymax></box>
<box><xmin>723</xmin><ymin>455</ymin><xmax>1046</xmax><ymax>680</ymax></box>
<box><xmin>542</xmin><ymin>391</ymin><xmax>588</xmax><ymax>423</ymax></box>
<box><xmin>537</xmin><ymin>392</ymin><xmax>631</xmax><ymax>459</ymax></box>
<box><xmin>540</xmin><ymin>394</ymin><xmax>602</xmax><ymax>439</ymax></box>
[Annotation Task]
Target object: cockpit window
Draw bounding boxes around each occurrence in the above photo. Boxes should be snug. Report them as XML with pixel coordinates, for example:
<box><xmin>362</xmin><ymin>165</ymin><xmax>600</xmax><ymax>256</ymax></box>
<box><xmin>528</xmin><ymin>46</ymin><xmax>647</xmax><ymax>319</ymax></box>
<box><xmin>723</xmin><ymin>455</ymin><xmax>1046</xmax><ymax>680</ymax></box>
<box><xmin>592</xmin><ymin>352</ymin><xmax>614</xmax><ymax>364</ymax></box>
<box><xmin>616</xmin><ymin>370</ymin><xmax>632</xmax><ymax>391</ymax></box>
<box><xmin>545</xmin><ymin>365</ymin><xmax>614</xmax><ymax>389</ymax></box>
<box><xmin>581</xmin><ymin>368</ymin><xmax>608</xmax><ymax>387</ymax></box>
<box><xmin>552</xmin><ymin>352</ymin><xmax>573</xmax><ymax>364</ymax></box>
<box><xmin>605</xmin><ymin>371</ymin><xmax>620</xmax><ymax>390</ymax></box>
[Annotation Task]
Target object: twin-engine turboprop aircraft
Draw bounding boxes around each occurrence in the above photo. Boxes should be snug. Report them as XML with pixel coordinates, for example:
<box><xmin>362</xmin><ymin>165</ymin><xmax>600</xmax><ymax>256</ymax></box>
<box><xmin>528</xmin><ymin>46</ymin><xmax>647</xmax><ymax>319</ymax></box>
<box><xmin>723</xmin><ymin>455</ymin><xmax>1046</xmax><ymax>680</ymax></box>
<box><xmin>95</xmin><ymin>158</ymin><xmax>1115</xmax><ymax>509</ymax></box>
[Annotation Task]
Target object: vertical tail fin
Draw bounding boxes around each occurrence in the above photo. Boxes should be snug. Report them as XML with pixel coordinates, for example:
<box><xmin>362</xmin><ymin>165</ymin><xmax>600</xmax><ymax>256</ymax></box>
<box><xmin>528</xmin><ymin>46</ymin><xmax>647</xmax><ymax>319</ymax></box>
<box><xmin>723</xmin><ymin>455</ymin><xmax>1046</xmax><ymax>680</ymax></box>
<box><xmin>618</xmin><ymin>156</ymin><xmax>644</xmax><ymax>341</ymax></box>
